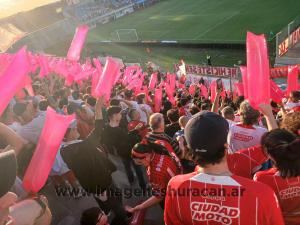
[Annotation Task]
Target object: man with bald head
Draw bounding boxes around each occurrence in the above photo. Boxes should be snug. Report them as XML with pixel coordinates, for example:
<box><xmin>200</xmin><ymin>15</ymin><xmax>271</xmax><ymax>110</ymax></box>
<box><xmin>145</xmin><ymin>113</ymin><xmax>181</xmax><ymax>157</ymax></box>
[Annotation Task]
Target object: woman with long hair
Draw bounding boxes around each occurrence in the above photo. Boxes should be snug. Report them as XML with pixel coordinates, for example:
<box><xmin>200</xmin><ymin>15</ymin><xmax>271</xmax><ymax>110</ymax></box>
<box><xmin>254</xmin><ymin>129</ymin><xmax>300</xmax><ymax>225</ymax></box>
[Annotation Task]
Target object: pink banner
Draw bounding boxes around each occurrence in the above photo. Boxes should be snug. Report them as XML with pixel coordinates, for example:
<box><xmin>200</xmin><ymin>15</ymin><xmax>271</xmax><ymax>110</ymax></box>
<box><xmin>22</xmin><ymin>107</ymin><xmax>75</xmax><ymax>193</ymax></box>
<box><xmin>93</xmin><ymin>57</ymin><xmax>120</xmax><ymax>101</ymax></box>
<box><xmin>0</xmin><ymin>47</ymin><xmax>30</xmax><ymax>116</ymax></box>
<box><xmin>67</xmin><ymin>25</ymin><xmax>89</xmax><ymax>62</ymax></box>
<box><xmin>270</xmin><ymin>79</ymin><xmax>284</xmax><ymax>104</ymax></box>
<box><xmin>246</xmin><ymin>32</ymin><xmax>270</xmax><ymax>109</ymax></box>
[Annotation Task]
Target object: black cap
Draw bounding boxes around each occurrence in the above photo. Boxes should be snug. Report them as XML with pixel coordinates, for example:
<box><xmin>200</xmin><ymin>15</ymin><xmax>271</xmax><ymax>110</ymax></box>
<box><xmin>107</xmin><ymin>106</ymin><xmax>122</xmax><ymax>119</ymax></box>
<box><xmin>0</xmin><ymin>150</ymin><xmax>17</xmax><ymax>198</ymax></box>
<box><xmin>13</xmin><ymin>102</ymin><xmax>28</xmax><ymax>116</ymax></box>
<box><xmin>185</xmin><ymin>111</ymin><xmax>229</xmax><ymax>155</ymax></box>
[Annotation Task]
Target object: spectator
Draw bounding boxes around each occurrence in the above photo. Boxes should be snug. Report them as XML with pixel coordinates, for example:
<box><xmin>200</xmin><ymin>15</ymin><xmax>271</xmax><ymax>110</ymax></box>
<box><xmin>80</xmin><ymin>207</ymin><xmax>108</xmax><ymax>225</ymax></box>
<box><xmin>145</xmin><ymin>113</ymin><xmax>181</xmax><ymax>158</ymax></box>
<box><xmin>0</xmin><ymin>150</ymin><xmax>52</xmax><ymax>225</ymax></box>
<box><xmin>13</xmin><ymin>101</ymin><xmax>46</xmax><ymax>144</ymax></box>
<box><xmin>227</xmin><ymin>101</ymin><xmax>268</xmax><ymax>153</ymax></box>
<box><xmin>164</xmin><ymin>111</ymin><xmax>284</xmax><ymax>225</ymax></box>
<box><xmin>126</xmin><ymin>141</ymin><xmax>181</xmax><ymax>212</ymax></box>
<box><xmin>221</xmin><ymin>106</ymin><xmax>235</xmax><ymax>121</ymax></box>
<box><xmin>165</xmin><ymin>109</ymin><xmax>180</xmax><ymax>138</ymax></box>
<box><xmin>254</xmin><ymin>129</ymin><xmax>300</xmax><ymax>225</ymax></box>
<box><xmin>102</xmin><ymin>106</ymin><xmax>146</xmax><ymax>189</ymax></box>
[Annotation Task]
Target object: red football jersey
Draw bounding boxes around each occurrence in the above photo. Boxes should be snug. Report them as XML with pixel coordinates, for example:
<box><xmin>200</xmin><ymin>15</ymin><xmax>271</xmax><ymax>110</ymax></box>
<box><xmin>148</xmin><ymin>153</ymin><xmax>180</xmax><ymax>199</ymax></box>
<box><xmin>227</xmin><ymin>146</ymin><xmax>268</xmax><ymax>179</ymax></box>
<box><xmin>164</xmin><ymin>172</ymin><xmax>284</xmax><ymax>225</ymax></box>
<box><xmin>254</xmin><ymin>168</ymin><xmax>300</xmax><ymax>225</ymax></box>
<box><xmin>195</xmin><ymin>146</ymin><xmax>268</xmax><ymax>179</ymax></box>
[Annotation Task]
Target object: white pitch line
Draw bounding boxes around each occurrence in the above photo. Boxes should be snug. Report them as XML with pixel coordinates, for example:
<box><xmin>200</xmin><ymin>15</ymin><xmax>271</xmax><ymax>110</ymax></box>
<box><xmin>193</xmin><ymin>11</ymin><xmax>240</xmax><ymax>40</ymax></box>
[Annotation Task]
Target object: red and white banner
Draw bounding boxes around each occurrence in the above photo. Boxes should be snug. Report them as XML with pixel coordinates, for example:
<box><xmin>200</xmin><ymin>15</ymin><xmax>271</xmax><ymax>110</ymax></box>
<box><xmin>174</xmin><ymin>64</ymin><xmax>239</xmax><ymax>79</ymax></box>
<box><xmin>278</xmin><ymin>26</ymin><xmax>300</xmax><ymax>56</ymax></box>
<box><xmin>175</xmin><ymin>63</ymin><xmax>300</xmax><ymax>79</ymax></box>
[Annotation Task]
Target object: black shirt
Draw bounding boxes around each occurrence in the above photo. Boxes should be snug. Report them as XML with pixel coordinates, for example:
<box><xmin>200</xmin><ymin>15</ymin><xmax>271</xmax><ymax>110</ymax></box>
<box><xmin>165</xmin><ymin>122</ymin><xmax>181</xmax><ymax>138</ymax></box>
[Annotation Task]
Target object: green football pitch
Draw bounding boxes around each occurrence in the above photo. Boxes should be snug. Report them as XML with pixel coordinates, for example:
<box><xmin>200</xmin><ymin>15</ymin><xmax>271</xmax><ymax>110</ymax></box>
<box><xmin>49</xmin><ymin>0</ymin><xmax>300</xmax><ymax>70</ymax></box>
<box><xmin>88</xmin><ymin>0</ymin><xmax>300</xmax><ymax>43</ymax></box>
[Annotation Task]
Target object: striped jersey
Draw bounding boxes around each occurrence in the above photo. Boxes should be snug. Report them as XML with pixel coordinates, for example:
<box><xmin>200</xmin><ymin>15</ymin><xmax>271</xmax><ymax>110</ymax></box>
<box><xmin>145</xmin><ymin>131</ymin><xmax>181</xmax><ymax>156</ymax></box>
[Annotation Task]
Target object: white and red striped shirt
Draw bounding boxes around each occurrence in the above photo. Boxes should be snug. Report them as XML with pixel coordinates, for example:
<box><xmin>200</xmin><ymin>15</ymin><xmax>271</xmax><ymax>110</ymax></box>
<box><xmin>254</xmin><ymin>168</ymin><xmax>300</xmax><ymax>225</ymax></box>
<box><xmin>227</xmin><ymin>122</ymin><xmax>267</xmax><ymax>153</ymax></box>
<box><xmin>165</xmin><ymin>172</ymin><xmax>284</xmax><ymax>225</ymax></box>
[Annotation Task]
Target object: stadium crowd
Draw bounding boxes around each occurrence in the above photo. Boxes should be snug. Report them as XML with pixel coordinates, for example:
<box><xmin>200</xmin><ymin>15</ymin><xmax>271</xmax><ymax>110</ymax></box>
<box><xmin>0</xmin><ymin>61</ymin><xmax>299</xmax><ymax>225</ymax></box>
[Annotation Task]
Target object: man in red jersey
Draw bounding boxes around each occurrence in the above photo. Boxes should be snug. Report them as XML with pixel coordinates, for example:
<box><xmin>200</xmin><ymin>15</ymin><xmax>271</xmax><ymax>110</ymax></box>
<box><xmin>164</xmin><ymin>111</ymin><xmax>284</xmax><ymax>225</ymax></box>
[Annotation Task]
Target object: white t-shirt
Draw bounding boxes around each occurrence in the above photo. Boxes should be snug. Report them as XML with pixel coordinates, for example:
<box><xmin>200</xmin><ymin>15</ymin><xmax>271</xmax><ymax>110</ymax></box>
<box><xmin>138</xmin><ymin>103</ymin><xmax>152</xmax><ymax>124</ymax></box>
<box><xmin>17</xmin><ymin>112</ymin><xmax>46</xmax><ymax>144</ymax></box>
<box><xmin>227</xmin><ymin>121</ymin><xmax>267</xmax><ymax>153</ymax></box>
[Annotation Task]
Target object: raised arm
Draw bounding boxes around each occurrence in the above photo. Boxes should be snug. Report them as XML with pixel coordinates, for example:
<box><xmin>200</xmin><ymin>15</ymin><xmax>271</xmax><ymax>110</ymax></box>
<box><xmin>0</xmin><ymin>123</ymin><xmax>28</xmax><ymax>155</ymax></box>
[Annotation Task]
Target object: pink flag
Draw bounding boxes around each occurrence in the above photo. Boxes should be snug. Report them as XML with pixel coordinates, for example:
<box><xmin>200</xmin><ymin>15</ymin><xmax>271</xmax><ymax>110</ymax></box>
<box><xmin>92</xmin><ymin>58</ymin><xmax>103</xmax><ymax>96</ymax></box>
<box><xmin>246</xmin><ymin>32</ymin><xmax>270</xmax><ymax>109</ymax></box>
<box><xmin>286</xmin><ymin>65</ymin><xmax>299</xmax><ymax>96</ymax></box>
<box><xmin>189</xmin><ymin>84</ymin><xmax>197</xmax><ymax>96</ymax></box>
<box><xmin>154</xmin><ymin>87</ymin><xmax>162</xmax><ymax>113</ymax></box>
<box><xmin>210</xmin><ymin>80</ymin><xmax>217</xmax><ymax>103</ymax></box>
<box><xmin>234</xmin><ymin>82</ymin><xmax>244</xmax><ymax>96</ymax></box>
<box><xmin>199</xmin><ymin>84</ymin><xmax>208</xmax><ymax>99</ymax></box>
<box><xmin>270</xmin><ymin>79</ymin><xmax>284</xmax><ymax>104</ymax></box>
<box><xmin>94</xmin><ymin>57</ymin><xmax>120</xmax><ymax>101</ymax></box>
<box><xmin>0</xmin><ymin>47</ymin><xmax>30</xmax><ymax>116</ymax></box>
<box><xmin>38</xmin><ymin>55</ymin><xmax>51</xmax><ymax>78</ymax></box>
<box><xmin>240</xmin><ymin>66</ymin><xmax>248</xmax><ymax>98</ymax></box>
<box><xmin>22</xmin><ymin>107</ymin><xmax>75</xmax><ymax>193</ymax></box>
<box><xmin>165</xmin><ymin>83</ymin><xmax>176</xmax><ymax>106</ymax></box>
<box><xmin>148</xmin><ymin>73</ymin><xmax>157</xmax><ymax>90</ymax></box>
<box><xmin>67</xmin><ymin>25</ymin><xmax>89</xmax><ymax>62</ymax></box>
<box><xmin>122</xmin><ymin>66</ymin><xmax>139</xmax><ymax>85</ymax></box>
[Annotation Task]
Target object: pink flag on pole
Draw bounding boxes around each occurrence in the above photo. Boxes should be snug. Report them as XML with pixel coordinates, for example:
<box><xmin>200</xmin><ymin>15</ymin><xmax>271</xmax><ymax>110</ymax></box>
<box><xmin>67</xmin><ymin>25</ymin><xmax>89</xmax><ymax>62</ymax></box>
<box><xmin>154</xmin><ymin>87</ymin><xmax>162</xmax><ymax>113</ymax></box>
<box><xmin>148</xmin><ymin>73</ymin><xmax>157</xmax><ymax>90</ymax></box>
<box><xmin>93</xmin><ymin>57</ymin><xmax>120</xmax><ymax>101</ymax></box>
<box><xmin>270</xmin><ymin>79</ymin><xmax>284</xmax><ymax>104</ymax></box>
<box><xmin>246</xmin><ymin>32</ymin><xmax>270</xmax><ymax>109</ymax></box>
<box><xmin>0</xmin><ymin>47</ymin><xmax>30</xmax><ymax>116</ymax></box>
<box><xmin>22</xmin><ymin>107</ymin><xmax>75</xmax><ymax>193</ymax></box>
<box><xmin>240</xmin><ymin>66</ymin><xmax>248</xmax><ymax>98</ymax></box>
<box><xmin>286</xmin><ymin>65</ymin><xmax>299</xmax><ymax>96</ymax></box>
